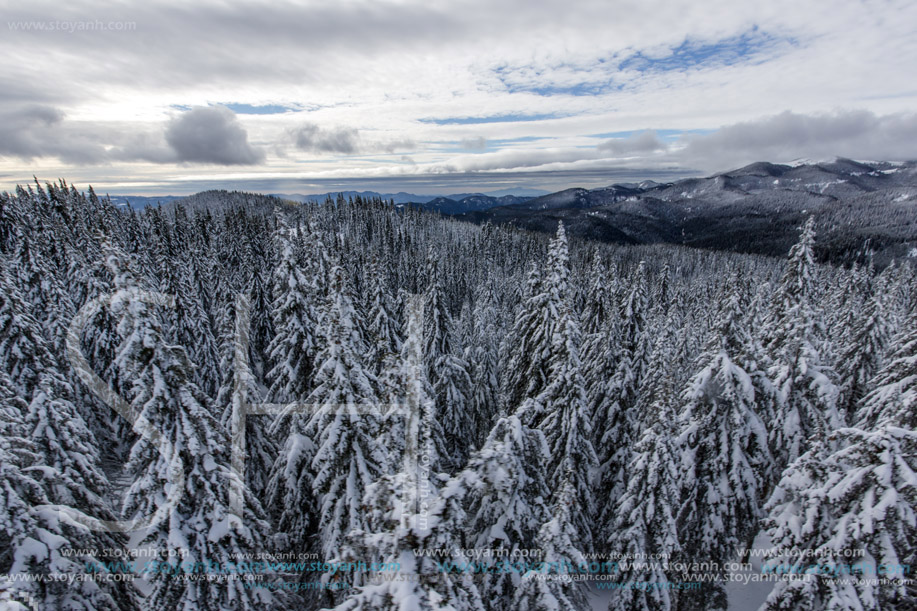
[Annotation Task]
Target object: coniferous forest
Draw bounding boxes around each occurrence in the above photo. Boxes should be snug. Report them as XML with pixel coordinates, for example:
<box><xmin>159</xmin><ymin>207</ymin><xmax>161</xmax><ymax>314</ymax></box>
<box><xmin>0</xmin><ymin>180</ymin><xmax>915</xmax><ymax>611</ymax></box>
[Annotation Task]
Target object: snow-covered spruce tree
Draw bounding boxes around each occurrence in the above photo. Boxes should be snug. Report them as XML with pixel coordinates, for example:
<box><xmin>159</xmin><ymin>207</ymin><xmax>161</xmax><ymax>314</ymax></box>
<box><xmin>502</xmin><ymin>262</ymin><xmax>553</xmax><ymax>412</ymax></box>
<box><xmin>304</xmin><ymin>263</ymin><xmax>386</xmax><ymax>565</ymax></box>
<box><xmin>522</xmin><ymin>223</ymin><xmax>597</xmax><ymax>551</ymax></box>
<box><xmin>0</xmin><ymin>368</ymin><xmax>133</xmax><ymax>610</ymax></box>
<box><xmin>364</xmin><ymin>257</ymin><xmax>403</xmax><ymax>377</ymax></box>
<box><xmin>835</xmin><ymin>284</ymin><xmax>890</xmax><ymax>424</ymax></box>
<box><xmin>606</xmin><ymin>330</ymin><xmax>683</xmax><ymax>611</ymax></box>
<box><xmin>580</xmin><ymin>251</ymin><xmax>616</xmax><ymax>428</ymax></box>
<box><xmin>595</xmin><ymin>260</ymin><xmax>650</xmax><ymax>550</ymax></box>
<box><xmin>332</xmin><ymin>473</ymin><xmax>484</xmax><ymax>611</ymax></box>
<box><xmin>675</xmin><ymin>290</ymin><xmax>772</xmax><ymax>611</ymax></box>
<box><xmin>422</xmin><ymin>254</ymin><xmax>474</xmax><ymax>471</ymax></box>
<box><xmin>874</xmin><ymin>260</ymin><xmax>914</xmax><ymax>335</ymax></box>
<box><xmin>334</xmin><ymin>302</ymin><xmax>483</xmax><ymax>611</ymax></box>
<box><xmin>462</xmin><ymin>413</ymin><xmax>551</xmax><ymax>607</ymax></box>
<box><xmin>76</xmin><ymin>255</ymin><xmax>131</xmax><ymax>447</ymax></box>
<box><xmin>377</xmin><ymin>292</ymin><xmax>447</xmax><ymax>477</ymax></box>
<box><xmin>161</xmin><ymin>262</ymin><xmax>221</xmax><ymax>398</ymax></box>
<box><xmin>265</xmin><ymin>414</ymin><xmax>318</xmax><ymax>554</ymax></box>
<box><xmin>514</xmin><ymin>478</ymin><xmax>589</xmax><ymax>611</ymax></box>
<box><xmin>78</xmin><ymin>258</ymin><xmax>120</xmax><ymax>380</ymax></box>
<box><xmin>741</xmin><ymin>280</ymin><xmax>781</xmax><ymax>444</ymax></box>
<box><xmin>466</xmin><ymin>287</ymin><xmax>502</xmax><ymax>445</ymax></box>
<box><xmin>763</xmin><ymin>426</ymin><xmax>917</xmax><ymax>610</ymax></box>
<box><xmin>215</xmin><ymin>297</ymin><xmax>278</xmax><ymax>499</ymax></box>
<box><xmin>856</xmin><ymin>308</ymin><xmax>917</xmax><ymax>430</ymax></box>
<box><xmin>112</xmin><ymin>279</ymin><xmax>282</xmax><ymax>609</ymax></box>
<box><xmin>3</xmin><ymin>247</ymin><xmax>128</xmax><ymax>571</ymax></box>
<box><xmin>245</xmin><ymin>269</ymin><xmax>275</xmax><ymax>382</ymax></box>
<box><xmin>766</xmin><ymin>217</ymin><xmax>842</xmax><ymax>471</ymax></box>
<box><xmin>13</xmin><ymin>233</ymin><xmax>76</xmax><ymax>360</ymax></box>
<box><xmin>267</xmin><ymin>223</ymin><xmax>320</xmax><ymax>403</ymax></box>
<box><xmin>0</xmin><ymin>254</ymin><xmax>61</xmax><ymax>401</ymax></box>
<box><xmin>25</xmin><ymin>374</ymin><xmax>121</xmax><ymax>528</ymax></box>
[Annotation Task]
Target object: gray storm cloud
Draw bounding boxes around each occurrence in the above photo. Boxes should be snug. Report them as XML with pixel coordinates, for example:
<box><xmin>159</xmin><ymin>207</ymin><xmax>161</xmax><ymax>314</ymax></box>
<box><xmin>291</xmin><ymin>123</ymin><xmax>414</xmax><ymax>155</ymax></box>
<box><xmin>0</xmin><ymin>105</ymin><xmax>111</xmax><ymax>164</ymax></box>
<box><xmin>678</xmin><ymin>110</ymin><xmax>917</xmax><ymax>169</ymax></box>
<box><xmin>292</xmin><ymin>123</ymin><xmax>361</xmax><ymax>154</ymax></box>
<box><xmin>165</xmin><ymin>106</ymin><xmax>264</xmax><ymax>165</ymax></box>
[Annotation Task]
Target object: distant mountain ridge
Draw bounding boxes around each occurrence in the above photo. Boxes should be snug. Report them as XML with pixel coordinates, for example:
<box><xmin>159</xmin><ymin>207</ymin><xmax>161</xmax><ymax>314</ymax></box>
<box><xmin>273</xmin><ymin>189</ymin><xmax>545</xmax><ymax>208</ymax></box>
<box><xmin>455</xmin><ymin>158</ymin><xmax>917</xmax><ymax>265</ymax></box>
<box><xmin>115</xmin><ymin>158</ymin><xmax>917</xmax><ymax>265</ymax></box>
<box><xmin>106</xmin><ymin>188</ymin><xmax>547</xmax><ymax>211</ymax></box>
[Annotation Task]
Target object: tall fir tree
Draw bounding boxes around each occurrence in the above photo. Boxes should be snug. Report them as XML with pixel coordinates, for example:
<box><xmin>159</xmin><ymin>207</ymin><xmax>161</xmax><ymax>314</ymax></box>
<box><xmin>466</xmin><ymin>288</ymin><xmax>502</xmax><ymax>444</ymax></box>
<box><xmin>422</xmin><ymin>255</ymin><xmax>474</xmax><ymax>471</ymax></box>
<box><xmin>763</xmin><ymin>425</ymin><xmax>917</xmax><ymax>610</ymax></box>
<box><xmin>607</xmin><ymin>329</ymin><xmax>683</xmax><ymax>611</ymax></box>
<box><xmin>364</xmin><ymin>257</ymin><xmax>403</xmax><ymax>377</ymax></box>
<box><xmin>112</xmin><ymin>267</ymin><xmax>281</xmax><ymax>610</ymax></box>
<box><xmin>766</xmin><ymin>217</ymin><xmax>842</xmax><ymax>471</ymax></box>
<box><xmin>856</xmin><ymin>308</ymin><xmax>917</xmax><ymax>430</ymax></box>
<box><xmin>502</xmin><ymin>262</ymin><xmax>553</xmax><ymax>411</ymax></box>
<box><xmin>595</xmin><ymin>260</ymin><xmax>650</xmax><ymax>551</ymax></box>
<box><xmin>835</xmin><ymin>284</ymin><xmax>890</xmax><ymax>424</ymax></box>
<box><xmin>522</xmin><ymin>223</ymin><xmax>597</xmax><ymax>550</ymax></box>
<box><xmin>462</xmin><ymin>413</ymin><xmax>551</xmax><ymax>607</ymax></box>
<box><xmin>305</xmin><ymin>264</ymin><xmax>385</xmax><ymax>564</ymax></box>
<box><xmin>676</xmin><ymin>290</ymin><xmax>772</xmax><ymax>611</ymax></box>
<box><xmin>513</xmin><ymin>478</ymin><xmax>589</xmax><ymax>611</ymax></box>
<box><xmin>267</xmin><ymin>225</ymin><xmax>320</xmax><ymax>403</ymax></box>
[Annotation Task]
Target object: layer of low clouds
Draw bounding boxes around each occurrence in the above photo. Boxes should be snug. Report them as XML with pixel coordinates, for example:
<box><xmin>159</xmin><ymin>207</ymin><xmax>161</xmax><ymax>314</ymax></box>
<box><xmin>678</xmin><ymin>110</ymin><xmax>917</xmax><ymax>169</ymax></box>
<box><xmin>0</xmin><ymin>104</ymin><xmax>265</xmax><ymax>166</ymax></box>
<box><xmin>1</xmin><ymin>0</ymin><xmax>915</xmax><ymax>192</ymax></box>
<box><xmin>461</xmin><ymin>137</ymin><xmax>488</xmax><ymax>151</ymax></box>
<box><xmin>598</xmin><ymin>131</ymin><xmax>666</xmax><ymax>156</ymax></box>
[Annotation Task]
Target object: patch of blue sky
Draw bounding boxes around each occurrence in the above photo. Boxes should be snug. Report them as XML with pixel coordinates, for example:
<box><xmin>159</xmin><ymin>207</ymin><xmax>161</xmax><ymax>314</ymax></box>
<box><xmin>588</xmin><ymin>129</ymin><xmax>714</xmax><ymax>141</ymax></box>
<box><xmin>493</xmin><ymin>64</ymin><xmax>623</xmax><ymax>96</ymax></box>
<box><xmin>221</xmin><ymin>102</ymin><xmax>296</xmax><ymax>115</ymax></box>
<box><xmin>169</xmin><ymin>103</ymin><xmax>297</xmax><ymax>114</ymax></box>
<box><xmin>619</xmin><ymin>27</ymin><xmax>795</xmax><ymax>73</ymax></box>
<box><xmin>522</xmin><ymin>82</ymin><xmax>625</xmax><ymax>96</ymax></box>
<box><xmin>418</xmin><ymin>113</ymin><xmax>562</xmax><ymax>125</ymax></box>
<box><xmin>488</xmin><ymin>136</ymin><xmax>549</xmax><ymax>145</ymax></box>
<box><xmin>436</xmin><ymin>147</ymin><xmax>486</xmax><ymax>154</ymax></box>
<box><xmin>495</xmin><ymin>27</ymin><xmax>794</xmax><ymax>97</ymax></box>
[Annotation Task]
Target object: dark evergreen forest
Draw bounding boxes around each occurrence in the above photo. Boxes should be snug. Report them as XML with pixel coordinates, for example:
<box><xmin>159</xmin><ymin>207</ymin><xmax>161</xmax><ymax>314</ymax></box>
<box><xmin>0</xmin><ymin>180</ymin><xmax>914</xmax><ymax>610</ymax></box>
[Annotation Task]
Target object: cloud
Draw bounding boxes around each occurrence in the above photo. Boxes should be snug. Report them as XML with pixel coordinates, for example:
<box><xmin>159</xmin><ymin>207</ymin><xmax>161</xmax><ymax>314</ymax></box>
<box><xmin>0</xmin><ymin>105</ymin><xmax>111</xmax><ymax>164</ymax></box>
<box><xmin>165</xmin><ymin>106</ymin><xmax>264</xmax><ymax>165</ymax></box>
<box><xmin>460</xmin><ymin>137</ymin><xmax>487</xmax><ymax>150</ymax></box>
<box><xmin>678</xmin><ymin>110</ymin><xmax>917</xmax><ymax>170</ymax></box>
<box><xmin>291</xmin><ymin>123</ymin><xmax>360</xmax><ymax>154</ymax></box>
<box><xmin>597</xmin><ymin>130</ymin><xmax>666</xmax><ymax>155</ymax></box>
<box><xmin>291</xmin><ymin>123</ymin><xmax>414</xmax><ymax>155</ymax></box>
<box><xmin>374</xmin><ymin>138</ymin><xmax>416</xmax><ymax>154</ymax></box>
<box><xmin>2</xmin><ymin>1</ymin><xmax>917</xmax><ymax>191</ymax></box>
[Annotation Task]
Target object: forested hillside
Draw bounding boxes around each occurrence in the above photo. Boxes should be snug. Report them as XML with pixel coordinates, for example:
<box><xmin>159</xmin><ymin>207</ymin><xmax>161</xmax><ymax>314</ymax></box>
<box><xmin>458</xmin><ymin>159</ymin><xmax>917</xmax><ymax>266</ymax></box>
<box><xmin>0</xmin><ymin>180</ymin><xmax>914</xmax><ymax>610</ymax></box>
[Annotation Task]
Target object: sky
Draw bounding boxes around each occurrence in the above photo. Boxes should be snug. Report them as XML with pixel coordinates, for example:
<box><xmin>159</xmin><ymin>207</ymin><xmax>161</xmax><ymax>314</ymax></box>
<box><xmin>1</xmin><ymin>0</ymin><xmax>916</xmax><ymax>196</ymax></box>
